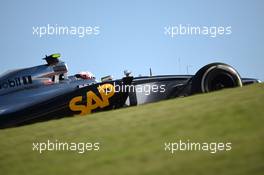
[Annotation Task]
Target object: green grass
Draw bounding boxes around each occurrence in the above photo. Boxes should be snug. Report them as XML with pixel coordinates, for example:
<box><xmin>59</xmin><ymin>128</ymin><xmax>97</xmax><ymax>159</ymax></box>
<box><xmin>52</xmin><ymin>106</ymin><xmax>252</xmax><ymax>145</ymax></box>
<box><xmin>0</xmin><ymin>84</ymin><xmax>264</xmax><ymax>175</ymax></box>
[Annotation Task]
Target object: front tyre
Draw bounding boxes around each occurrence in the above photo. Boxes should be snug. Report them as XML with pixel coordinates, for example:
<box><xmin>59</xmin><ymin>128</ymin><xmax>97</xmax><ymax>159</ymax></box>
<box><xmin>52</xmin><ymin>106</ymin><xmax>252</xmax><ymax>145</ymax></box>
<box><xmin>191</xmin><ymin>63</ymin><xmax>242</xmax><ymax>94</ymax></box>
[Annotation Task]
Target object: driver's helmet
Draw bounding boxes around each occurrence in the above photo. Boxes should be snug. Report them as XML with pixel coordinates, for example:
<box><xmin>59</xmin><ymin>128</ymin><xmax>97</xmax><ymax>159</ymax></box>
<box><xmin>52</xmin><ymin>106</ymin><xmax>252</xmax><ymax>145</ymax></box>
<box><xmin>75</xmin><ymin>71</ymin><xmax>95</xmax><ymax>80</ymax></box>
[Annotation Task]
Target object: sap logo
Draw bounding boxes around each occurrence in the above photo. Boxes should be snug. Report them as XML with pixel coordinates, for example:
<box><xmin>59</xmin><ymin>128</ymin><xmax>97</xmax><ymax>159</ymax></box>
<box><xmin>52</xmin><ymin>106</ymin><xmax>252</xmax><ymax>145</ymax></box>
<box><xmin>69</xmin><ymin>83</ymin><xmax>115</xmax><ymax>115</ymax></box>
<box><xmin>0</xmin><ymin>76</ymin><xmax>32</xmax><ymax>90</ymax></box>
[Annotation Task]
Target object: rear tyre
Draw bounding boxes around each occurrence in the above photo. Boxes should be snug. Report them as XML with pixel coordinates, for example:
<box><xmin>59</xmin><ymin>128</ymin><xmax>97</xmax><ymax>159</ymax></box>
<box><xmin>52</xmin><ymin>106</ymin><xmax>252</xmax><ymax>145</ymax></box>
<box><xmin>191</xmin><ymin>63</ymin><xmax>242</xmax><ymax>94</ymax></box>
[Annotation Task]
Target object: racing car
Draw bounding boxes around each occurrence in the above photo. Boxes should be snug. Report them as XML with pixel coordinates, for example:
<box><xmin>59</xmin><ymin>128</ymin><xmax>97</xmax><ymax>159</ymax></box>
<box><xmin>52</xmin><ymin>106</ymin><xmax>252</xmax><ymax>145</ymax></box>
<box><xmin>0</xmin><ymin>54</ymin><xmax>260</xmax><ymax>128</ymax></box>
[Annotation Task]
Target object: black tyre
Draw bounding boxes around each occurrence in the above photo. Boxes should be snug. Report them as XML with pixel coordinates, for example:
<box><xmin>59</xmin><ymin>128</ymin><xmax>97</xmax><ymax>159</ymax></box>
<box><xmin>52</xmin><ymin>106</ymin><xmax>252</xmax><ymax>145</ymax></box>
<box><xmin>191</xmin><ymin>63</ymin><xmax>242</xmax><ymax>94</ymax></box>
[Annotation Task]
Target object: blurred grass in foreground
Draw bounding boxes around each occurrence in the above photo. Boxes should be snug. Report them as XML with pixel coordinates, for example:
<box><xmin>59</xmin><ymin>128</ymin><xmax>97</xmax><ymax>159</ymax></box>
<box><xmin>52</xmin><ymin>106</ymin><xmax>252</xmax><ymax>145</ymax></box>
<box><xmin>0</xmin><ymin>84</ymin><xmax>263</xmax><ymax>175</ymax></box>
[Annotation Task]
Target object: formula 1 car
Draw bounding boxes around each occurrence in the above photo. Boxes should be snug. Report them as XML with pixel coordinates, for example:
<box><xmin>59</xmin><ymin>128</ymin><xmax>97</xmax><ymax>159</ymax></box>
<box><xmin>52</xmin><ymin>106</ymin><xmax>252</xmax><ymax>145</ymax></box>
<box><xmin>0</xmin><ymin>54</ymin><xmax>260</xmax><ymax>128</ymax></box>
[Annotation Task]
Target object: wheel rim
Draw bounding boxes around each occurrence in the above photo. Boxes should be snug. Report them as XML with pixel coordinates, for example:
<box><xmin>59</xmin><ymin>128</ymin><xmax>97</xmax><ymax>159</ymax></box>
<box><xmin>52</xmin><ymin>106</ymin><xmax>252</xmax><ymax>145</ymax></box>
<box><xmin>205</xmin><ymin>72</ymin><xmax>236</xmax><ymax>91</ymax></box>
